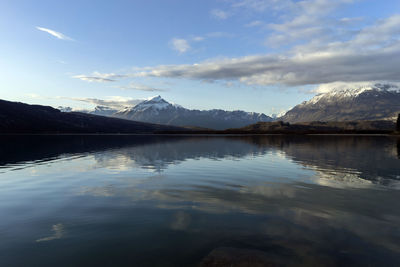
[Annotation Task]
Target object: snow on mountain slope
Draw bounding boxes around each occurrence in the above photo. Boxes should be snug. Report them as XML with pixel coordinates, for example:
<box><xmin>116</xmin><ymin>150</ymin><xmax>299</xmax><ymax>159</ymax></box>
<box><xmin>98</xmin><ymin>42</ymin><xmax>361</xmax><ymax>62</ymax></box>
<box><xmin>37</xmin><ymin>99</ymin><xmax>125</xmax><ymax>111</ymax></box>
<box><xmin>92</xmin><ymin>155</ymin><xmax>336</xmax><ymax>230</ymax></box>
<box><xmin>91</xmin><ymin>106</ymin><xmax>120</xmax><ymax>116</ymax></box>
<box><xmin>113</xmin><ymin>95</ymin><xmax>273</xmax><ymax>130</ymax></box>
<box><xmin>306</xmin><ymin>84</ymin><xmax>400</xmax><ymax>105</ymax></box>
<box><xmin>281</xmin><ymin>83</ymin><xmax>400</xmax><ymax>123</ymax></box>
<box><xmin>131</xmin><ymin>95</ymin><xmax>171</xmax><ymax>111</ymax></box>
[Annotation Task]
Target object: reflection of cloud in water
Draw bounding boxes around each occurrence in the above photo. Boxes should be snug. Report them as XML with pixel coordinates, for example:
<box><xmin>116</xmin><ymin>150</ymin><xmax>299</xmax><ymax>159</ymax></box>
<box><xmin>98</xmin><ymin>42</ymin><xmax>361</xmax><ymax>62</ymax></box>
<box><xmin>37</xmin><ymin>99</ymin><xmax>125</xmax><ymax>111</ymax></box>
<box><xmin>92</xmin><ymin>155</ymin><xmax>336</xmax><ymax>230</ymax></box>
<box><xmin>2</xmin><ymin>135</ymin><xmax>400</xmax><ymax>265</ymax></box>
<box><xmin>308</xmin><ymin>168</ymin><xmax>374</xmax><ymax>189</ymax></box>
<box><xmin>78</xmin><ymin>177</ymin><xmax>400</xmax><ymax>254</ymax></box>
<box><xmin>170</xmin><ymin>211</ymin><xmax>191</xmax><ymax>230</ymax></box>
<box><xmin>36</xmin><ymin>223</ymin><xmax>64</xmax><ymax>242</ymax></box>
<box><xmin>71</xmin><ymin>136</ymin><xmax>400</xmax><ymax>258</ymax></box>
<box><xmin>79</xmin><ymin>184</ymin><xmax>116</xmax><ymax>197</ymax></box>
<box><xmin>309</xmin><ymin>167</ymin><xmax>400</xmax><ymax>189</ymax></box>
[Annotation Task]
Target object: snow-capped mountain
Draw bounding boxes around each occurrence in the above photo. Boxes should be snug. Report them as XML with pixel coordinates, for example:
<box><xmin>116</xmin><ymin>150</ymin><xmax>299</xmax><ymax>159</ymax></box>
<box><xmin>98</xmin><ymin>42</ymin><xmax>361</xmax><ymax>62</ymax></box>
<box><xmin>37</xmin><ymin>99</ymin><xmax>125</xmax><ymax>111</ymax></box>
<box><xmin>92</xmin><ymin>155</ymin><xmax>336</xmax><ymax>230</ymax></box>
<box><xmin>281</xmin><ymin>83</ymin><xmax>400</xmax><ymax>122</ymax></box>
<box><xmin>91</xmin><ymin>106</ymin><xmax>120</xmax><ymax>117</ymax></box>
<box><xmin>58</xmin><ymin>105</ymin><xmax>119</xmax><ymax>117</ymax></box>
<box><xmin>113</xmin><ymin>95</ymin><xmax>273</xmax><ymax>130</ymax></box>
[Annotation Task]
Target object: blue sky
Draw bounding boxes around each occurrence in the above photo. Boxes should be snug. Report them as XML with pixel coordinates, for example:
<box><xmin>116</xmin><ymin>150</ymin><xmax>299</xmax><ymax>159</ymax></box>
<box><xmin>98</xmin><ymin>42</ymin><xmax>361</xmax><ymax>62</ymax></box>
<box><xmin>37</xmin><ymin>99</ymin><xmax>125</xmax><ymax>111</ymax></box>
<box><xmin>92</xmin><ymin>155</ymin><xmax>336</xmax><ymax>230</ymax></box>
<box><xmin>1</xmin><ymin>0</ymin><xmax>399</xmax><ymax>115</ymax></box>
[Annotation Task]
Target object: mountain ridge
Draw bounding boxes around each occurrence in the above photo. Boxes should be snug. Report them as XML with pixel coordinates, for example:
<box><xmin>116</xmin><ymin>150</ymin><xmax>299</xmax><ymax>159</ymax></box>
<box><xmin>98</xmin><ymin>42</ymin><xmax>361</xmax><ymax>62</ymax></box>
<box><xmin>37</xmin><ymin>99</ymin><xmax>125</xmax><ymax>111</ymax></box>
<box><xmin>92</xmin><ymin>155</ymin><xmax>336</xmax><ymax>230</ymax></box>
<box><xmin>280</xmin><ymin>83</ymin><xmax>400</xmax><ymax>123</ymax></box>
<box><xmin>58</xmin><ymin>83</ymin><xmax>400</xmax><ymax>127</ymax></box>
<box><xmin>72</xmin><ymin>95</ymin><xmax>274</xmax><ymax>130</ymax></box>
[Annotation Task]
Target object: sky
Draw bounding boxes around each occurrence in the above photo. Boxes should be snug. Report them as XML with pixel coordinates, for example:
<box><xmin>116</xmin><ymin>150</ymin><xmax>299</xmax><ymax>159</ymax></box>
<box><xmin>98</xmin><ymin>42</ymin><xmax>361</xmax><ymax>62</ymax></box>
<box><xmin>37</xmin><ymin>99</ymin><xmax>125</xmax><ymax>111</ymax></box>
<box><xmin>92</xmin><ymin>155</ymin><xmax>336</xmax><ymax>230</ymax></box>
<box><xmin>0</xmin><ymin>0</ymin><xmax>399</xmax><ymax>115</ymax></box>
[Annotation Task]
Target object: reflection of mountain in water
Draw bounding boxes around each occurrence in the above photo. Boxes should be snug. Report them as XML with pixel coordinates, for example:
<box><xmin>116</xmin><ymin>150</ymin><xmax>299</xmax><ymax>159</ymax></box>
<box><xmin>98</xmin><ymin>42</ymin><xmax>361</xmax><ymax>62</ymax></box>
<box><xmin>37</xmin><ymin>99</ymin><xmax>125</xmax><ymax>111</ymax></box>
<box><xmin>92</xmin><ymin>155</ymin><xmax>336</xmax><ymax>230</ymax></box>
<box><xmin>2</xmin><ymin>135</ymin><xmax>400</xmax><ymax>266</ymax></box>
<box><xmin>251</xmin><ymin>136</ymin><xmax>400</xmax><ymax>187</ymax></box>
<box><xmin>93</xmin><ymin>137</ymin><xmax>271</xmax><ymax>172</ymax></box>
<box><xmin>398</xmin><ymin>138</ymin><xmax>400</xmax><ymax>159</ymax></box>
<box><xmin>0</xmin><ymin>135</ymin><xmax>270</xmax><ymax>171</ymax></box>
<box><xmin>1</xmin><ymin>135</ymin><xmax>399</xmax><ymax>186</ymax></box>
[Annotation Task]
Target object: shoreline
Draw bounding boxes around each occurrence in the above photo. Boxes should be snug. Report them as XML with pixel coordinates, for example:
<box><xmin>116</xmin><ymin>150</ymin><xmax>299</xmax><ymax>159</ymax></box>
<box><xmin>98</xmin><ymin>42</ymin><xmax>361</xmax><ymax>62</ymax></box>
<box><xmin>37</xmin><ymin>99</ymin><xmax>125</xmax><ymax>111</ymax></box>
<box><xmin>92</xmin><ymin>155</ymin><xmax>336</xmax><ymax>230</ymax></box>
<box><xmin>0</xmin><ymin>132</ymin><xmax>398</xmax><ymax>137</ymax></box>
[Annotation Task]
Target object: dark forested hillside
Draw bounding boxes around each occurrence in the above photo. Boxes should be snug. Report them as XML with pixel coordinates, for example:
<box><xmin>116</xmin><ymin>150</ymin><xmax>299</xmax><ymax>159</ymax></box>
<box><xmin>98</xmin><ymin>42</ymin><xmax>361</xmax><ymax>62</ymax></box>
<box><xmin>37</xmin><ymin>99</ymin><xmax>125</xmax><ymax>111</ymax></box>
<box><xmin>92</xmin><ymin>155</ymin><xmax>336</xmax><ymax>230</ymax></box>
<box><xmin>0</xmin><ymin>99</ymin><xmax>185</xmax><ymax>134</ymax></box>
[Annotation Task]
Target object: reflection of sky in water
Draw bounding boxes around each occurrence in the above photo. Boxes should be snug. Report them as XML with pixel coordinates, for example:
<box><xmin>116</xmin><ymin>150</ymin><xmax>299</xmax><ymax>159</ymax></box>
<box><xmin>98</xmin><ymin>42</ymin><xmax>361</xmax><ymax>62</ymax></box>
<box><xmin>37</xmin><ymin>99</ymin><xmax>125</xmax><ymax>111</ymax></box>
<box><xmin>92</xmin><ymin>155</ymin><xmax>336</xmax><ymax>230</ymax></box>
<box><xmin>0</xmin><ymin>136</ymin><xmax>399</xmax><ymax>266</ymax></box>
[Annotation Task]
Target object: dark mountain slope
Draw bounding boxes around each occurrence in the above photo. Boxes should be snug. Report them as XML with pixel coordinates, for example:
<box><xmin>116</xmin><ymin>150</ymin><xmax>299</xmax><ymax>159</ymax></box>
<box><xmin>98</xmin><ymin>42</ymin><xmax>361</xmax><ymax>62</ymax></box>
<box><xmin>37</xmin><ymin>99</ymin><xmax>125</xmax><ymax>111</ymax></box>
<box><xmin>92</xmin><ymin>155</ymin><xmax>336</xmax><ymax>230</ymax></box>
<box><xmin>0</xmin><ymin>99</ymin><xmax>185</xmax><ymax>134</ymax></box>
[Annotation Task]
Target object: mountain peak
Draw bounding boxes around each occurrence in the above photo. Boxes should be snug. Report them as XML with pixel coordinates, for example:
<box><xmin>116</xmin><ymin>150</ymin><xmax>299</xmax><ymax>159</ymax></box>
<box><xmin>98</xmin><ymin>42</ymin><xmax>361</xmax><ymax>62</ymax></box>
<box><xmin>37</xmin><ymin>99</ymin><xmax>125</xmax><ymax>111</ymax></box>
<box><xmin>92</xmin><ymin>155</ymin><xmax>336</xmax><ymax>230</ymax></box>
<box><xmin>147</xmin><ymin>95</ymin><xmax>164</xmax><ymax>102</ymax></box>
<box><xmin>131</xmin><ymin>95</ymin><xmax>171</xmax><ymax>111</ymax></box>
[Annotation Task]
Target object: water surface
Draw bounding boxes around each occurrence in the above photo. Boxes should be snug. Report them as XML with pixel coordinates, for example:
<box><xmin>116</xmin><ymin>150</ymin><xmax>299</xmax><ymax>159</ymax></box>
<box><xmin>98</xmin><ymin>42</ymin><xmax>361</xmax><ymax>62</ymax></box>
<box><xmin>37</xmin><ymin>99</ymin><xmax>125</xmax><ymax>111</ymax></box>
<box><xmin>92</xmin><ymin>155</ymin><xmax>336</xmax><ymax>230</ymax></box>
<box><xmin>0</xmin><ymin>135</ymin><xmax>399</xmax><ymax>266</ymax></box>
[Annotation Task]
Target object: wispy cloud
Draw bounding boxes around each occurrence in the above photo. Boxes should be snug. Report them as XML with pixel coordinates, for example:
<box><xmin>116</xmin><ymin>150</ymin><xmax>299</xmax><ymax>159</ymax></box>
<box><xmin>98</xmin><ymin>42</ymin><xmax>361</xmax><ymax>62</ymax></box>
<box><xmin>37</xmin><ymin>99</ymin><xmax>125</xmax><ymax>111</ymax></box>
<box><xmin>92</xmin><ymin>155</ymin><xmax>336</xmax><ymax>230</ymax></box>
<box><xmin>36</xmin><ymin>26</ymin><xmax>73</xmax><ymax>41</ymax></box>
<box><xmin>72</xmin><ymin>75</ymin><xmax>115</xmax><ymax>82</ymax></box>
<box><xmin>116</xmin><ymin>82</ymin><xmax>166</xmax><ymax>92</ymax></box>
<box><xmin>68</xmin><ymin>96</ymin><xmax>143</xmax><ymax>109</ymax></box>
<box><xmin>231</xmin><ymin>0</ymin><xmax>291</xmax><ymax>12</ymax></box>
<box><xmin>210</xmin><ymin>9</ymin><xmax>230</xmax><ymax>20</ymax></box>
<box><xmin>265</xmin><ymin>1</ymin><xmax>357</xmax><ymax>47</ymax></box>
<box><xmin>168</xmin><ymin>32</ymin><xmax>233</xmax><ymax>53</ymax></box>
<box><xmin>212</xmin><ymin>0</ymin><xmax>292</xmax><ymax>20</ymax></box>
<box><xmin>212</xmin><ymin>0</ymin><xmax>358</xmax><ymax>46</ymax></box>
<box><xmin>129</xmin><ymin>15</ymin><xmax>400</xmax><ymax>87</ymax></box>
<box><xmin>245</xmin><ymin>20</ymin><xmax>264</xmax><ymax>27</ymax></box>
<box><xmin>170</xmin><ymin>38</ymin><xmax>191</xmax><ymax>53</ymax></box>
<box><xmin>72</xmin><ymin>72</ymin><xmax>127</xmax><ymax>82</ymax></box>
<box><xmin>71</xmin><ymin>3</ymin><xmax>400</xmax><ymax>94</ymax></box>
<box><xmin>339</xmin><ymin>17</ymin><xmax>364</xmax><ymax>25</ymax></box>
<box><xmin>192</xmin><ymin>36</ymin><xmax>205</xmax><ymax>42</ymax></box>
<box><xmin>25</xmin><ymin>93</ymin><xmax>42</xmax><ymax>99</ymax></box>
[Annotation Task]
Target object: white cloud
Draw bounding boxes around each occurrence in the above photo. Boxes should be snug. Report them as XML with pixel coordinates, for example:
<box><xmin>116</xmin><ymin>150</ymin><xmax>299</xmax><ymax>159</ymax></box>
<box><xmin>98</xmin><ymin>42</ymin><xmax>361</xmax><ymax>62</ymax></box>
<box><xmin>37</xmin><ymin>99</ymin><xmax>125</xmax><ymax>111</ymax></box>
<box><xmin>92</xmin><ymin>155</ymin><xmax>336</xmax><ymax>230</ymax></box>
<box><xmin>25</xmin><ymin>93</ymin><xmax>42</xmax><ymax>99</ymax></box>
<box><xmin>264</xmin><ymin>0</ymin><xmax>358</xmax><ymax>46</ymax></box>
<box><xmin>127</xmin><ymin>14</ymin><xmax>400</xmax><ymax>87</ymax></box>
<box><xmin>213</xmin><ymin>0</ymin><xmax>358</xmax><ymax>47</ymax></box>
<box><xmin>117</xmin><ymin>82</ymin><xmax>166</xmax><ymax>92</ymax></box>
<box><xmin>210</xmin><ymin>9</ymin><xmax>230</xmax><ymax>19</ymax></box>
<box><xmin>72</xmin><ymin>75</ymin><xmax>115</xmax><ymax>82</ymax></box>
<box><xmin>192</xmin><ymin>36</ymin><xmax>205</xmax><ymax>42</ymax></box>
<box><xmin>69</xmin><ymin>96</ymin><xmax>143</xmax><ymax>109</ymax></box>
<box><xmin>72</xmin><ymin>72</ymin><xmax>127</xmax><ymax>82</ymax></box>
<box><xmin>339</xmin><ymin>17</ymin><xmax>364</xmax><ymax>24</ymax></box>
<box><xmin>170</xmin><ymin>38</ymin><xmax>191</xmax><ymax>53</ymax></box>
<box><xmin>231</xmin><ymin>0</ymin><xmax>291</xmax><ymax>12</ymax></box>
<box><xmin>245</xmin><ymin>20</ymin><xmax>264</xmax><ymax>27</ymax></box>
<box><xmin>36</xmin><ymin>26</ymin><xmax>73</xmax><ymax>41</ymax></box>
<box><xmin>168</xmin><ymin>33</ymin><xmax>233</xmax><ymax>53</ymax></box>
<box><xmin>71</xmin><ymin>4</ymin><xmax>400</xmax><ymax>93</ymax></box>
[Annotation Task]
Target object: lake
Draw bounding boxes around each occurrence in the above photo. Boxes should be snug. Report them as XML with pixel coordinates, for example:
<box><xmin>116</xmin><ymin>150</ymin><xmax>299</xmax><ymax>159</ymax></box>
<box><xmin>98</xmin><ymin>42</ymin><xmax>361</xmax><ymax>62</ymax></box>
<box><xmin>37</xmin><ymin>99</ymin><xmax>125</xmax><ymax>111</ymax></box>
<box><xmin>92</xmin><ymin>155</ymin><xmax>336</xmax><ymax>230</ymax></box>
<box><xmin>0</xmin><ymin>135</ymin><xmax>399</xmax><ymax>266</ymax></box>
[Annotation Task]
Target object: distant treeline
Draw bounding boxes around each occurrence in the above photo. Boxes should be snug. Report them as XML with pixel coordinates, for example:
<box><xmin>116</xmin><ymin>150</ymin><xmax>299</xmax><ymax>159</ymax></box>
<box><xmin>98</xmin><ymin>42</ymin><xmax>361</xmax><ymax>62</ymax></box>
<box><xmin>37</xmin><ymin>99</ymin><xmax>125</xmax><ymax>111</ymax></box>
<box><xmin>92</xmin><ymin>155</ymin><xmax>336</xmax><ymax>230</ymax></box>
<box><xmin>157</xmin><ymin>120</ymin><xmax>397</xmax><ymax>135</ymax></box>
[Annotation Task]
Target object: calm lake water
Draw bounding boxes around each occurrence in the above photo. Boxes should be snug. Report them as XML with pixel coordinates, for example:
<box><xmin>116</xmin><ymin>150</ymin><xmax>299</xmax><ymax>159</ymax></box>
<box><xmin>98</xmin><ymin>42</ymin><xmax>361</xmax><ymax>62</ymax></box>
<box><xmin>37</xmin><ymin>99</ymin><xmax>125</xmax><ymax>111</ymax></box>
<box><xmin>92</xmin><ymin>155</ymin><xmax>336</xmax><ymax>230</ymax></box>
<box><xmin>0</xmin><ymin>135</ymin><xmax>400</xmax><ymax>266</ymax></box>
